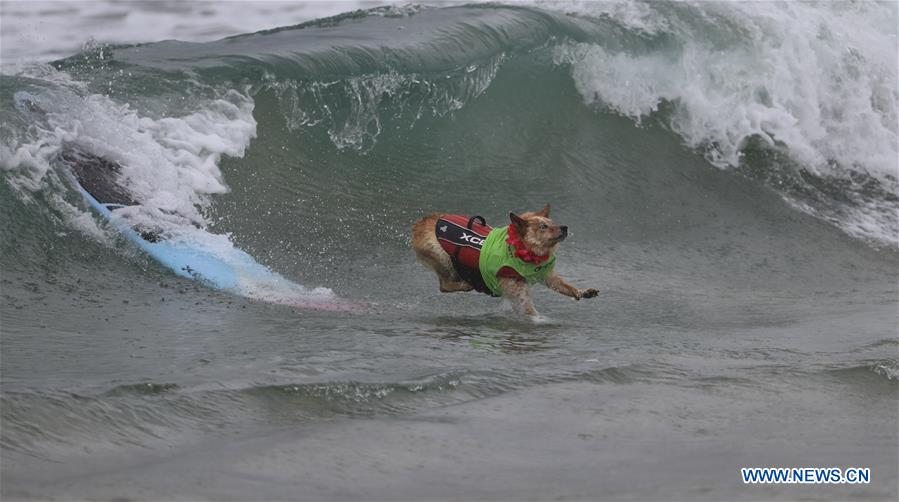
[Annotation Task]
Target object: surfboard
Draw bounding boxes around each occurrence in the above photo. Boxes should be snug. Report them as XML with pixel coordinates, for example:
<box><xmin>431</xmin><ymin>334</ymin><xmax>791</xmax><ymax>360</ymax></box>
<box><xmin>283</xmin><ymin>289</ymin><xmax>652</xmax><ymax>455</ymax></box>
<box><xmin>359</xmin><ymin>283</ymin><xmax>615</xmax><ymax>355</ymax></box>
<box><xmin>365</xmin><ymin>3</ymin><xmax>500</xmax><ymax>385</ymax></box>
<box><xmin>61</xmin><ymin>149</ymin><xmax>358</xmax><ymax>311</ymax></box>
<box><xmin>14</xmin><ymin>89</ymin><xmax>354</xmax><ymax>310</ymax></box>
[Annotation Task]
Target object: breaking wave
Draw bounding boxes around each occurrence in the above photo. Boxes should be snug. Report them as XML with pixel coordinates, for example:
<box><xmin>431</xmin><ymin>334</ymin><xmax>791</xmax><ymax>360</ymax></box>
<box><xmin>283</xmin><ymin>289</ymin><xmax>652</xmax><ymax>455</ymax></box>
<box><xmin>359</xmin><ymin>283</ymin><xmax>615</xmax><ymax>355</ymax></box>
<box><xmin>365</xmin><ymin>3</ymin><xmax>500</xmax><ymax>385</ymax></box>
<box><xmin>1</xmin><ymin>1</ymin><xmax>896</xmax><ymax>303</ymax></box>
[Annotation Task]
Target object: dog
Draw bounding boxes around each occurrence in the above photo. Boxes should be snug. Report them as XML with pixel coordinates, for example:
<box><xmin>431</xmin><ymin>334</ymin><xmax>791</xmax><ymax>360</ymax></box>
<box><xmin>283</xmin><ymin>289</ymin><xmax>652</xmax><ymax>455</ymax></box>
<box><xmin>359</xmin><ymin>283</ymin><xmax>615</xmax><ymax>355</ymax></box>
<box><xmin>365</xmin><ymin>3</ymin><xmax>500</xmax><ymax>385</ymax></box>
<box><xmin>412</xmin><ymin>204</ymin><xmax>598</xmax><ymax>316</ymax></box>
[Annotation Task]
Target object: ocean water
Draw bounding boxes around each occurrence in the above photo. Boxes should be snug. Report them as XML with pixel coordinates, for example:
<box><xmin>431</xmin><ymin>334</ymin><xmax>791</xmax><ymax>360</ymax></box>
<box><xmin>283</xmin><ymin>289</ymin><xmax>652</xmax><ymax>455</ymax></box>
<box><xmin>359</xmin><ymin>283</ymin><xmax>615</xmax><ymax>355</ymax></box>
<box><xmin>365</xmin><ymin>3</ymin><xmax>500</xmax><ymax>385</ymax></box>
<box><xmin>1</xmin><ymin>2</ymin><xmax>897</xmax><ymax>500</ymax></box>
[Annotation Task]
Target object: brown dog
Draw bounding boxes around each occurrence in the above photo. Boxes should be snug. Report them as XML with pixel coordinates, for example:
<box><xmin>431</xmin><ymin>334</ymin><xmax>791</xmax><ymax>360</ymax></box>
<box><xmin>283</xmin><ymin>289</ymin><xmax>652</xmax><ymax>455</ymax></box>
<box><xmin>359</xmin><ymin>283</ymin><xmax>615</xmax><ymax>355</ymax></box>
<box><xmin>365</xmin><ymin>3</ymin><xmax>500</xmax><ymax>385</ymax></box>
<box><xmin>412</xmin><ymin>204</ymin><xmax>598</xmax><ymax>316</ymax></box>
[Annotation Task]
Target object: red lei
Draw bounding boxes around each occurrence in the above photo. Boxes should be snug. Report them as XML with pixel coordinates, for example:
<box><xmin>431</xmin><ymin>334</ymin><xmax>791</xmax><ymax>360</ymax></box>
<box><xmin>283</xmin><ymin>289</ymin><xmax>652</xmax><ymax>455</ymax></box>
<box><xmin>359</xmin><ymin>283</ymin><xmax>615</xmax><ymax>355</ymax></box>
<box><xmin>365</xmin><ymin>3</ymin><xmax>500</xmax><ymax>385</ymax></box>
<box><xmin>505</xmin><ymin>224</ymin><xmax>550</xmax><ymax>265</ymax></box>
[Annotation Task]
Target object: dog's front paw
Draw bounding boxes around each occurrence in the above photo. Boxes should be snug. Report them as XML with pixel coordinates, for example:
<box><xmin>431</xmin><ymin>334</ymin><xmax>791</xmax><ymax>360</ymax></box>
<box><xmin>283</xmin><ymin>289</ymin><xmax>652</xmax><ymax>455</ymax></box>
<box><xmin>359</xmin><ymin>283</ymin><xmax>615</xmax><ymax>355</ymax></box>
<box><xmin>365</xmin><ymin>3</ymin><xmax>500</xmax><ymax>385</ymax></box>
<box><xmin>580</xmin><ymin>288</ymin><xmax>599</xmax><ymax>299</ymax></box>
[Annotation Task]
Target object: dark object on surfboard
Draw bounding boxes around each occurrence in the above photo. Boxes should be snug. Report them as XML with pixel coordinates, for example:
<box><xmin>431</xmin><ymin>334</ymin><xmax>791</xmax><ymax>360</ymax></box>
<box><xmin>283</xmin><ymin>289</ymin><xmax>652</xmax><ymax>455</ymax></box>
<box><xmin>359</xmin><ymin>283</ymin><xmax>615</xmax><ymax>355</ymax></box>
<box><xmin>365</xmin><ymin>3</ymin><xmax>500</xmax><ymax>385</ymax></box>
<box><xmin>56</xmin><ymin>149</ymin><xmax>162</xmax><ymax>242</ymax></box>
<box><xmin>58</xmin><ymin>149</ymin><xmax>139</xmax><ymax>207</ymax></box>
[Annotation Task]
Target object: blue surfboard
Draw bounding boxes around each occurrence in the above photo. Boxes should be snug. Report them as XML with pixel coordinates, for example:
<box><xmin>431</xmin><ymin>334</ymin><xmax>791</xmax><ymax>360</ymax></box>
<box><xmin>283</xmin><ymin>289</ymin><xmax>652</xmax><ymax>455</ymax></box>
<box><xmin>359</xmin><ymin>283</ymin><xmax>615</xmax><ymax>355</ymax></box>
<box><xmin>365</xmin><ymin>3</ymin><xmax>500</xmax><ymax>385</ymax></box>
<box><xmin>60</xmin><ymin>149</ymin><xmax>356</xmax><ymax>311</ymax></box>
<box><xmin>76</xmin><ymin>183</ymin><xmax>244</xmax><ymax>291</ymax></box>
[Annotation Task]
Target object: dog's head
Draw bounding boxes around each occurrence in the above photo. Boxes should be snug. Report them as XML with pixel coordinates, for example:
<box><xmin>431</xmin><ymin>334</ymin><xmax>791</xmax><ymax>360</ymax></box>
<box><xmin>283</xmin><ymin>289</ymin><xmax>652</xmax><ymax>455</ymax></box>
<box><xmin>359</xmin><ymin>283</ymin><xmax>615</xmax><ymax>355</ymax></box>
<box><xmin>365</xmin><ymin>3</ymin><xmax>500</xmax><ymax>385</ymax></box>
<box><xmin>509</xmin><ymin>203</ymin><xmax>568</xmax><ymax>257</ymax></box>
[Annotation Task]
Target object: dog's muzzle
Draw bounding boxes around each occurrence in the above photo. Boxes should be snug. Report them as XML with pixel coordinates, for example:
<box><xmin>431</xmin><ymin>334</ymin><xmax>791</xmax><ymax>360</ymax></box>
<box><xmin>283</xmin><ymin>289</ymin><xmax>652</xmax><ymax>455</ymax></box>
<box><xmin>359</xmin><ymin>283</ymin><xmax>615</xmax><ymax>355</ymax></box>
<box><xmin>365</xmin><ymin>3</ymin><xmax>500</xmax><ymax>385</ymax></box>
<box><xmin>557</xmin><ymin>225</ymin><xmax>569</xmax><ymax>241</ymax></box>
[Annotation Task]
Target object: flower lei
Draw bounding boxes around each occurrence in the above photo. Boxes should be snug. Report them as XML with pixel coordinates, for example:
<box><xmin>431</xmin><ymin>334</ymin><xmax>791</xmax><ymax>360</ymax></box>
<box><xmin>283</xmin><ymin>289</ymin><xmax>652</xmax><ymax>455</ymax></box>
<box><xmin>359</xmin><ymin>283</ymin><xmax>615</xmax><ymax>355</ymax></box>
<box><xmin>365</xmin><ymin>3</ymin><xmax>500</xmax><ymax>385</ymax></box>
<box><xmin>506</xmin><ymin>224</ymin><xmax>550</xmax><ymax>265</ymax></box>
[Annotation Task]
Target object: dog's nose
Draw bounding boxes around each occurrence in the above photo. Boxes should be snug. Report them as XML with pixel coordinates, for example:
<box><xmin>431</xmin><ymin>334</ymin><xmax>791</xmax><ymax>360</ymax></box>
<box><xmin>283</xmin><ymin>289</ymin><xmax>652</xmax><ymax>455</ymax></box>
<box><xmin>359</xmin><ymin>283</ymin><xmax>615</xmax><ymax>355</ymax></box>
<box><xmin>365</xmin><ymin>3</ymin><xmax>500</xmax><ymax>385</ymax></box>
<box><xmin>560</xmin><ymin>226</ymin><xmax>568</xmax><ymax>236</ymax></box>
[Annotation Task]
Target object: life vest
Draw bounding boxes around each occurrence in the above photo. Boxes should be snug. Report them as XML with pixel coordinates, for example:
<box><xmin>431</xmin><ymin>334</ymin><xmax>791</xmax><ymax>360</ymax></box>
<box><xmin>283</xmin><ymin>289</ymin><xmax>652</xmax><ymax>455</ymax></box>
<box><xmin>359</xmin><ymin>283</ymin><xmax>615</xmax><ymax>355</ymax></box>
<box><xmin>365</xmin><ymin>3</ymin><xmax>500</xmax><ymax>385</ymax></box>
<box><xmin>478</xmin><ymin>226</ymin><xmax>555</xmax><ymax>296</ymax></box>
<box><xmin>436</xmin><ymin>215</ymin><xmax>496</xmax><ymax>295</ymax></box>
<box><xmin>435</xmin><ymin>215</ymin><xmax>556</xmax><ymax>297</ymax></box>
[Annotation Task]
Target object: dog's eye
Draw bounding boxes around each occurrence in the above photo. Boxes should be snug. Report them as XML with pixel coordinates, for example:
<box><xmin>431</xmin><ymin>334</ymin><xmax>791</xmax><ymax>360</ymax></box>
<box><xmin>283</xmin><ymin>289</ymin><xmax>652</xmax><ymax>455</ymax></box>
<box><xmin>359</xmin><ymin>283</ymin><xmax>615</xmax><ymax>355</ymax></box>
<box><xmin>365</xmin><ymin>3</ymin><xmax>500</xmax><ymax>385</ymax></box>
<box><xmin>539</xmin><ymin>223</ymin><xmax>548</xmax><ymax>230</ymax></box>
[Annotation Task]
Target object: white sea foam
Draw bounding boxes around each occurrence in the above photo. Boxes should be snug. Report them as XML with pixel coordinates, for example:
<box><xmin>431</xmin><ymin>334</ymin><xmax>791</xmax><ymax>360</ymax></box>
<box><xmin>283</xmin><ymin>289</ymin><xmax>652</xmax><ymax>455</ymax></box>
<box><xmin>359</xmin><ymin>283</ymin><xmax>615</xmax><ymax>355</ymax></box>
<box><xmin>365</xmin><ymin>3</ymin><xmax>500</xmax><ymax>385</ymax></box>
<box><xmin>552</xmin><ymin>1</ymin><xmax>898</xmax><ymax>181</ymax></box>
<box><xmin>547</xmin><ymin>0</ymin><xmax>898</xmax><ymax>244</ymax></box>
<box><xmin>6</xmin><ymin>75</ymin><xmax>256</xmax><ymax>233</ymax></box>
<box><xmin>872</xmin><ymin>360</ymin><xmax>899</xmax><ymax>381</ymax></box>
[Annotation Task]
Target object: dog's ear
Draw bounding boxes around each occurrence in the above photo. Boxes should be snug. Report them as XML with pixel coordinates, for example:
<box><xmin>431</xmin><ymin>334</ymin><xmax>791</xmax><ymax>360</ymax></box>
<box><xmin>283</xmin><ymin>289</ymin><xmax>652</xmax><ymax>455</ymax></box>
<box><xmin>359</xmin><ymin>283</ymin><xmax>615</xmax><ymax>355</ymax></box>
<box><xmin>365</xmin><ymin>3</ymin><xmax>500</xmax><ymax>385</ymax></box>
<box><xmin>538</xmin><ymin>203</ymin><xmax>551</xmax><ymax>217</ymax></box>
<box><xmin>509</xmin><ymin>212</ymin><xmax>527</xmax><ymax>232</ymax></box>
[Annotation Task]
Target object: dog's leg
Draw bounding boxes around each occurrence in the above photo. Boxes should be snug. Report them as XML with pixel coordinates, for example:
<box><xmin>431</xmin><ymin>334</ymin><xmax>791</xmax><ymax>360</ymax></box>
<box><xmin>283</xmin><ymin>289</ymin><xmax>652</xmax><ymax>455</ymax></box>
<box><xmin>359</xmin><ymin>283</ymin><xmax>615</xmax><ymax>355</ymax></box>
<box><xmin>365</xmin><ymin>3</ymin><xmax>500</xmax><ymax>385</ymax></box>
<box><xmin>414</xmin><ymin>245</ymin><xmax>474</xmax><ymax>293</ymax></box>
<box><xmin>439</xmin><ymin>278</ymin><xmax>474</xmax><ymax>293</ymax></box>
<box><xmin>417</xmin><ymin>250</ymin><xmax>474</xmax><ymax>293</ymax></box>
<box><xmin>412</xmin><ymin>215</ymin><xmax>474</xmax><ymax>293</ymax></box>
<box><xmin>499</xmin><ymin>278</ymin><xmax>536</xmax><ymax>316</ymax></box>
<box><xmin>544</xmin><ymin>272</ymin><xmax>598</xmax><ymax>300</ymax></box>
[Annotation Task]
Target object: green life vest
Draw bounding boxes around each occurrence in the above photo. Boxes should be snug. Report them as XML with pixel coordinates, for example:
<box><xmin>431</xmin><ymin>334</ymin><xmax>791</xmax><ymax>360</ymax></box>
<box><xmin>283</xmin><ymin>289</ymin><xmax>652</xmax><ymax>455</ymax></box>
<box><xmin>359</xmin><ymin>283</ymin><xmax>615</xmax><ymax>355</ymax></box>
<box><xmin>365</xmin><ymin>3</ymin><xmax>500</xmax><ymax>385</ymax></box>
<box><xmin>478</xmin><ymin>226</ymin><xmax>556</xmax><ymax>296</ymax></box>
